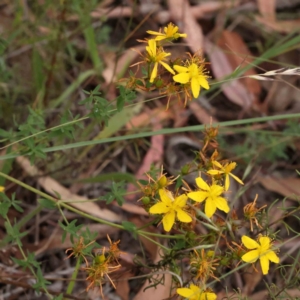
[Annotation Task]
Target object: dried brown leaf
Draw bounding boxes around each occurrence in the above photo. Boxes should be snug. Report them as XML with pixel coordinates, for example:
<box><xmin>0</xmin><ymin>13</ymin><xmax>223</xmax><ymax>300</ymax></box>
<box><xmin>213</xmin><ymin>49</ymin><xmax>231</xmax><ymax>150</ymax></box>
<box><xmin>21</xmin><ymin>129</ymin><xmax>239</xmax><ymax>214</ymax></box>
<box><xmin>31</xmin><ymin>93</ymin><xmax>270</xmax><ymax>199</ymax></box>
<box><xmin>126</xmin><ymin>121</ymin><xmax>164</xmax><ymax>201</ymax></box>
<box><xmin>102</xmin><ymin>45</ymin><xmax>145</xmax><ymax>84</ymax></box>
<box><xmin>242</xmin><ymin>267</ymin><xmax>263</xmax><ymax>295</ymax></box>
<box><xmin>16</xmin><ymin>156</ymin><xmax>122</xmax><ymax>222</ymax></box>
<box><xmin>155</xmin><ymin>0</ymin><xmax>241</xmax><ymax>23</ymax></box>
<box><xmin>126</xmin><ymin>108</ymin><xmax>171</xmax><ymax>130</ymax></box>
<box><xmin>189</xmin><ymin>101</ymin><xmax>218</xmax><ymax>124</ymax></box>
<box><xmin>258</xmin><ymin>176</ymin><xmax>300</xmax><ymax>198</ymax></box>
<box><xmin>217</xmin><ymin>30</ymin><xmax>261</xmax><ymax>101</ymax></box>
<box><xmin>115</xmin><ymin>279</ymin><xmax>130</xmax><ymax>300</ymax></box>
<box><xmin>114</xmin><ymin>202</ymin><xmax>149</xmax><ymax>216</ymax></box>
<box><xmin>255</xmin><ymin>15</ymin><xmax>300</xmax><ymax>33</ymax></box>
<box><xmin>257</xmin><ymin>0</ymin><xmax>276</xmax><ymax>21</ymax></box>
<box><xmin>204</xmin><ymin>38</ymin><xmax>254</xmax><ymax>108</ymax></box>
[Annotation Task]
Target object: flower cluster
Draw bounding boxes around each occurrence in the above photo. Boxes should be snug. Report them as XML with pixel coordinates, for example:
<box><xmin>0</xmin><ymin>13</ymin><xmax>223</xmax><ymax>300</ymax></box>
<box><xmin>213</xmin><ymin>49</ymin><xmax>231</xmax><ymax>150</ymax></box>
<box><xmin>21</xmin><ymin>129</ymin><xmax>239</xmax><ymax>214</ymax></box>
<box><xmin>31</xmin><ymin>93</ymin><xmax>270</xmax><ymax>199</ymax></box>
<box><xmin>136</xmin><ymin>124</ymin><xmax>280</xmax><ymax>298</ymax></box>
<box><xmin>127</xmin><ymin>23</ymin><xmax>210</xmax><ymax>108</ymax></box>
<box><xmin>145</xmin><ymin>127</ymin><xmax>244</xmax><ymax>232</ymax></box>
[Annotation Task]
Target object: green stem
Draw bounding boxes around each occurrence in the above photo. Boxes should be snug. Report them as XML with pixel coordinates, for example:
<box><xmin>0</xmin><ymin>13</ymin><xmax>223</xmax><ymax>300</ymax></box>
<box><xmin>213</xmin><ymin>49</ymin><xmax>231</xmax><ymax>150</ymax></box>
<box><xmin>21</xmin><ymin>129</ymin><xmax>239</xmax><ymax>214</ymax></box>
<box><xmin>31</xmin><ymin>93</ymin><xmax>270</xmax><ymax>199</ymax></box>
<box><xmin>140</xmin><ymin>232</ymin><xmax>185</xmax><ymax>239</ymax></box>
<box><xmin>138</xmin><ymin>232</ymin><xmax>170</xmax><ymax>252</ymax></box>
<box><xmin>2</xmin><ymin>112</ymin><xmax>300</xmax><ymax>162</ymax></box>
<box><xmin>0</xmin><ymin>172</ymin><xmax>172</xmax><ymax>245</ymax></box>
<box><xmin>65</xmin><ymin>257</ymin><xmax>81</xmax><ymax>297</ymax></box>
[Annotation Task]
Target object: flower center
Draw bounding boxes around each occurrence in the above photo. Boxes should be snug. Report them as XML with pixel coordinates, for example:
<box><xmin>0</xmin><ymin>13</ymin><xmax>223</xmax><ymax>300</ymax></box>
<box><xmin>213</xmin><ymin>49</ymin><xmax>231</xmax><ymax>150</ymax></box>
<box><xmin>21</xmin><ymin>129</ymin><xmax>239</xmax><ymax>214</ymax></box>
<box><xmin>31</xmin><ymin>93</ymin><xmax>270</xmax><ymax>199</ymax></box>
<box><xmin>188</xmin><ymin>63</ymin><xmax>199</xmax><ymax>78</ymax></box>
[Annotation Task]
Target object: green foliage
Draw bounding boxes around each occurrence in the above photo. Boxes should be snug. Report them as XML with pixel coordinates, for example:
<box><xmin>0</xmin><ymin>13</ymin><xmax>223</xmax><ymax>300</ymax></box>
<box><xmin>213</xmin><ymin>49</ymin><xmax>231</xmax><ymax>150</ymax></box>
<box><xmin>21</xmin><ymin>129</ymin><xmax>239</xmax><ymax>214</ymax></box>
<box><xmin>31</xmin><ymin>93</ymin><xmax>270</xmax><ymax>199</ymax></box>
<box><xmin>18</xmin><ymin>107</ymin><xmax>45</xmax><ymax>136</ymax></box>
<box><xmin>4</xmin><ymin>220</ymin><xmax>27</xmax><ymax>247</ymax></box>
<box><xmin>23</xmin><ymin>137</ymin><xmax>47</xmax><ymax>164</ymax></box>
<box><xmin>0</xmin><ymin>193</ymin><xmax>23</xmax><ymax>217</ymax></box>
<box><xmin>116</xmin><ymin>85</ymin><xmax>136</xmax><ymax>111</ymax></box>
<box><xmin>32</xmin><ymin>267</ymin><xmax>51</xmax><ymax>292</ymax></box>
<box><xmin>38</xmin><ymin>198</ymin><xmax>57</xmax><ymax>210</ymax></box>
<box><xmin>96</xmin><ymin>25</ymin><xmax>112</xmax><ymax>44</ymax></box>
<box><xmin>49</xmin><ymin>111</ymin><xmax>82</xmax><ymax>140</ymax></box>
<box><xmin>80</xmin><ymin>85</ymin><xmax>113</xmax><ymax>126</ymax></box>
<box><xmin>12</xmin><ymin>252</ymin><xmax>40</xmax><ymax>270</ymax></box>
<box><xmin>99</xmin><ymin>181</ymin><xmax>127</xmax><ymax>206</ymax></box>
<box><xmin>59</xmin><ymin>219</ymin><xmax>83</xmax><ymax>243</ymax></box>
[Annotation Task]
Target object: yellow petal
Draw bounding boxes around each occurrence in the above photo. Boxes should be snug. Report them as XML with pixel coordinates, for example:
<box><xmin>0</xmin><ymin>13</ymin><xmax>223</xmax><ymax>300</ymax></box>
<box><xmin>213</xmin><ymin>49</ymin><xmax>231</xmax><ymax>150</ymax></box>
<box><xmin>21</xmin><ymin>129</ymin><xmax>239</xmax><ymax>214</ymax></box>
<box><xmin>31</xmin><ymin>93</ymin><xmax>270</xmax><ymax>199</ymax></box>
<box><xmin>205</xmin><ymin>198</ymin><xmax>217</xmax><ymax>218</ymax></box>
<box><xmin>188</xmin><ymin>191</ymin><xmax>207</xmax><ymax>203</ymax></box>
<box><xmin>173</xmin><ymin>73</ymin><xmax>189</xmax><ymax>84</ymax></box>
<box><xmin>242</xmin><ymin>235</ymin><xmax>259</xmax><ymax>249</ymax></box>
<box><xmin>226</xmin><ymin>162</ymin><xmax>236</xmax><ymax>172</ymax></box>
<box><xmin>150</xmin><ymin>62</ymin><xmax>158</xmax><ymax>83</ymax></box>
<box><xmin>242</xmin><ymin>250</ymin><xmax>259</xmax><ymax>263</ymax></box>
<box><xmin>160</xmin><ymin>61</ymin><xmax>175</xmax><ymax>75</ymax></box>
<box><xmin>229</xmin><ymin>173</ymin><xmax>244</xmax><ymax>185</ymax></box>
<box><xmin>266</xmin><ymin>251</ymin><xmax>280</xmax><ymax>263</ymax></box>
<box><xmin>177</xmin><ymin>288</ymin><xmax>194</xmax><ymax>298</ymax></box>
<box><xmin>190</xmin><ymin>284</ymin><xmax>202</xmax><ymax>296</ymax></box>
<box><xmin>205</xmin><ymin>292</ymin><xmax>217</xmax><ymax>300</ymax></box>
<box><xmin>224</xmin><ymin>174</ymin><xmax>230</xmax><ymax>191</ymax></box>
<box><xmin>195</xmin><ymin>177</ymin><xmax>210</xmax><ymax>191</ymax></box>
<box><xmin>170</xmin><ymin>25</ymin><xmax>178</xmax><ymax>33</ymax></box>
<box><xmin>260</xmin><ymin>255</ymin><xmax>270</xmax><ymax>275</ymax></box>
<box><xmin>149</xmin><ymin>202</ymin><xmax>169</xmax><ymax>214</ymax></box>
<box><xmin>212</xmin><ymin>160</ymin><xmax>223</xmax><ymax>169</ymax></box>
<box><xmin>198</xmin><ymin>76</ymin><xmax>210</xmax><ymax>90</ymax></box>
<box><xmin>207</xmin><ymin>169</ymin><xmax>224</xmax><ymax>176</ymax></box>
<box><xmin>148</xmin><ymin>39</ymin><xmax>156</xmax><ymax>55</ymax></box>
<box><xmin>191</xmin><ymin>77</ymin><xmax>200</xmax><ymax>98</ymax></box>
<box><xmin>0</xmin><ymin>186</ymin><xmax>4</xmax><ymax>192</ymax></box>
<box><xmin>179</xmin><ymin>33</ymin><xmax>187</xmax><ymax>38</ymax></box>
<box><xmin>162</xmin><ymin>210</ymin><xmax>175</xmax><ymax>232</ymax></box>
<box><xmin>173</xmin><ymin>65</ymin><xmax>188</xmax><ymax>73</ymax></box>
<box><xmin>176</xmin><ymin>208</ymin><xmax>192</xmax><ymax>223</ymax></box>
<box><xmin>174</xmin><ymin>194</ymin><xmax>188</xmax><ymax>207</ymax></box>
<box><xmin>147</xmin><ymin>30</ymin><xmax>164</xmax><ymax>36</ymax></box>
<box><xmin>155</xmin><ymin>36</ymin><xmax>167</xmax><ymax>41</ymax></box>
<box><xmin>214</xmin><ymin>196</ymin><xmax>230</xmax><ymax>213</ymax></box>
<box><xmin>259</xmin><ymin>236</ymin><xmax>271</xmax><ymax>251</ymax></box>
<box><xmin>159</xmin><ymin>189</ymin><xmax>172</xmax><ymax>205</ymax></box>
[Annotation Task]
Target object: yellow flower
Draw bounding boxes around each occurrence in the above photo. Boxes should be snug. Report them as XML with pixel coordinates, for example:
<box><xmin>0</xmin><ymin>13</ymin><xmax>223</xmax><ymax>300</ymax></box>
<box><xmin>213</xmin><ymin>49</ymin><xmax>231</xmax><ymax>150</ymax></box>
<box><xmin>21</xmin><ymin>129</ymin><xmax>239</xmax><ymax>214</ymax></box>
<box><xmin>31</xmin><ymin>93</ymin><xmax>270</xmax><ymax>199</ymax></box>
<box><xmin>147</xmin><ymin>23</ymin><xmax>187</xmax><ymax>41</ymax></box>
<box><xmin>241</xmin><ymin>235</ymin><xmax>280</xmax><ymax>275</ymax></box>
<box><xmin>149</xmin><ymin>189</ymin><xmax>192</xmax><ymax>232</ymax></box>
<box><xmin>145</xmin><ymin>39</ymin><xmax>175</xmax><ymax>83</ymax></box>
<box><xmin>188</xmin><ymin>177</ymin><xmax>229</xmax><ymax>218</ymax></box>
<box><xmin>173</xmin><ymin>62</ymin><xmax>209</xmax><ymax>98</ymax></box>
<box><xmin>177</xmin><ymin>284</ymin><xmax>217</xmax><ymax>300</ymax></box>
<box><xmin>207</xmin><ymin>161</ymin><xmax>244</xmax><ymax>191</ymax></box>
<box><xmin>0</xmin><ymin>186</ymin><xmax>4</xmax><ymax>193</ymax></box>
